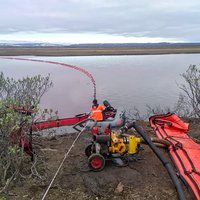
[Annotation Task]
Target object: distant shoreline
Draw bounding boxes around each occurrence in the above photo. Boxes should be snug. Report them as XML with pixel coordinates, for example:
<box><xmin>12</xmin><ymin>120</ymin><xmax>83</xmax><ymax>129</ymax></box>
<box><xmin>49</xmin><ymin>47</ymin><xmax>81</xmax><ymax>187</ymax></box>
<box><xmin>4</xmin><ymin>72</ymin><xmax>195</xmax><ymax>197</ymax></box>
<box><xmin>1</xmin><ymin>46</ymin><xmax>200</xmax><ymax>56</ymax></box>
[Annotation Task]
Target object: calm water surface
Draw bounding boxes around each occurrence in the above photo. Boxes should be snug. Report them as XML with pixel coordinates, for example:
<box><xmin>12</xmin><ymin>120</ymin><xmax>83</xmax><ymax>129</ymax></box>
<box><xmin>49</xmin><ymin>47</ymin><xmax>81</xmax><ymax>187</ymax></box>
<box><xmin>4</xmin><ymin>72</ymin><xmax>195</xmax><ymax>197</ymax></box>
<box><xmin>0</xmin><ymin>54</ymin><xmax>200</xmax><ymax>117</ymax></box>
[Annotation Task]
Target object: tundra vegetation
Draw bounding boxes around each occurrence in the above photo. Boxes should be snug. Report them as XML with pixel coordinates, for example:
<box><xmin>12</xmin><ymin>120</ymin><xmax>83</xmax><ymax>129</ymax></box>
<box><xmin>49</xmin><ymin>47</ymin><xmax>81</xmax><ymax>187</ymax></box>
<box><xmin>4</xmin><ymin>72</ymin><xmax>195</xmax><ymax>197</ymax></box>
<box><xmin>0</xmin><ymin>72</ymin><xmax>53</xmax><ymax>194</ymax></box>
<box><xmin>176</xmin><ymin>65</ymin><xmax>200</xmax><ymax>118</ymax></box>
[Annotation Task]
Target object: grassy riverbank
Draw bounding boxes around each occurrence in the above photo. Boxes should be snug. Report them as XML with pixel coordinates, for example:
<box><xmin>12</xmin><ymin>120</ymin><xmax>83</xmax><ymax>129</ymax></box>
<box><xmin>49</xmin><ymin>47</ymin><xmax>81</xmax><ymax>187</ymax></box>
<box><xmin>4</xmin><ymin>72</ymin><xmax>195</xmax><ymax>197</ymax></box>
<box><xmin>1</xmin><ymin>45</ymin><xmax>200</xmax><ymax>56</ymax></box>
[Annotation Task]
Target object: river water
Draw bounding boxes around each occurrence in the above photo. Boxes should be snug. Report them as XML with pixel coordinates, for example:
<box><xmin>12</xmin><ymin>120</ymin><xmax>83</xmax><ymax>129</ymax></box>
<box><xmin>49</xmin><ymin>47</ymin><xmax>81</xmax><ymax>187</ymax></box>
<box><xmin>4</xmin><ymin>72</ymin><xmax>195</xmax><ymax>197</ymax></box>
<box><xmin>0</xmin><ymin>54</ymin><xmax>200</xmax><ymax>118</ymax></box>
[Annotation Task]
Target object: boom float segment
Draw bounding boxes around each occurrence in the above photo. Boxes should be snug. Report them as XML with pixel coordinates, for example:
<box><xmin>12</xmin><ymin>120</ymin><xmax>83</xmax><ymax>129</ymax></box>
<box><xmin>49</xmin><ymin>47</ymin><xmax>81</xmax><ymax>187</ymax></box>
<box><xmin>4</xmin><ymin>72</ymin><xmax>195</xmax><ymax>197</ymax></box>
<box><xmin>150</xmin><ymin>113</ymin><xmax>200</xmax><ymax>200</ymax></box>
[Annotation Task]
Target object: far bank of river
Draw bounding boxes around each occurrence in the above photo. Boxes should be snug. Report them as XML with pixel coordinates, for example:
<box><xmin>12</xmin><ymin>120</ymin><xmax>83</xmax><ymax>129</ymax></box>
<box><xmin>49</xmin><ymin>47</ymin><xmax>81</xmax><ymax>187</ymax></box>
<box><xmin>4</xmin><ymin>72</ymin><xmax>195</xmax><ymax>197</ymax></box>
<box><xmin>1</xmin><ymin>45</ymin><xmax>200</xmax><ymax>56</ymax></box>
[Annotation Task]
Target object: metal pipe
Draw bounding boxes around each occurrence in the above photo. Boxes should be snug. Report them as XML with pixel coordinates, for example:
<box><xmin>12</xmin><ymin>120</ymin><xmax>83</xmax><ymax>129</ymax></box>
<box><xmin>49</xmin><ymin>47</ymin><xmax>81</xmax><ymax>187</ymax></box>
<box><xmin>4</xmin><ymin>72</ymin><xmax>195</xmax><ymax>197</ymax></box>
<box><xmin>140</xmin><ymin>137</ymin><xmax>170</xmax><ymax>148</ymax></box>
<box><xmin>150</xmin><ymin>137</ymin><xmax>170</xmax><ymax>147</ymax></box>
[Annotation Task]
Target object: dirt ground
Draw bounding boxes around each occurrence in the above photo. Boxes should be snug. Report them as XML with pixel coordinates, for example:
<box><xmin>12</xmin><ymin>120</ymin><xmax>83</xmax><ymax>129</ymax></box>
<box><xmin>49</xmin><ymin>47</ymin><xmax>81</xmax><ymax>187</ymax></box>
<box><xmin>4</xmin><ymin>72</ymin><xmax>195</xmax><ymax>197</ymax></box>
<box><xmin>3</xmin><ymin>119</ymin><xmax>200</xmax><ymax>200</ymax></box>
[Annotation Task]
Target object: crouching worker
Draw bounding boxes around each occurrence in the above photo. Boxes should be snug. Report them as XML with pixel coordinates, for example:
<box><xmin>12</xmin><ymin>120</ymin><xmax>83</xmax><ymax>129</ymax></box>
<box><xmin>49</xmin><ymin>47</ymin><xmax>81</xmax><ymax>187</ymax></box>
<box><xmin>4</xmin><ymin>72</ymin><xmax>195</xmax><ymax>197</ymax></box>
<box><xmin>90</xmin><ymin>99</ymin><xmax>104</xmax><ymax>121</ymax></box>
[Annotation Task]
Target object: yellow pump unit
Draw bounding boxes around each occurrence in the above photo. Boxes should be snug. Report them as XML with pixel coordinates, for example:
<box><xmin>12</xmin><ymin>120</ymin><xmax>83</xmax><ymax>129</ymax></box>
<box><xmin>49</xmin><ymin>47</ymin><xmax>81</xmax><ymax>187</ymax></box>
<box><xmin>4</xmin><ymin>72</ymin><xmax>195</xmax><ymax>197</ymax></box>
<box><xmin>109</xmin><ymin>132</ymin><xmax>141</xmax><ymax>154</ymax></box>
<box><xmin>86</xmin><ymin>130</ymin><xmax>142</xmax><ymax>171</ymax></box>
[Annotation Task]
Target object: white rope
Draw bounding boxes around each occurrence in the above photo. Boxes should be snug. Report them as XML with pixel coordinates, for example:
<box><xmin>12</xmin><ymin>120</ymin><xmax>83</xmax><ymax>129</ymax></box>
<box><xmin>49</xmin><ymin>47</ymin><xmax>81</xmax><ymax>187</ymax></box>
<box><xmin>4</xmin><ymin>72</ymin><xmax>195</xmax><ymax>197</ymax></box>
<box><xmin>41</xmin><ymin>127</ymin><xmax>86</xmax><ymax>200</ymax></box>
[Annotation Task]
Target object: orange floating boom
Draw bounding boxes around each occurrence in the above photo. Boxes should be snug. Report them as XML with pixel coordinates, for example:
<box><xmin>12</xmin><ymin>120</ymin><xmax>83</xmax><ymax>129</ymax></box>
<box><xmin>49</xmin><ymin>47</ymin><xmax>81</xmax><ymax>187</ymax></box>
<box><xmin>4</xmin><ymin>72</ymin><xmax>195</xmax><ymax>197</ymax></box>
<box><xmin>150</xmin><ymin>113</ymin><xmax>200</xmax><ymax>200</ymax></box>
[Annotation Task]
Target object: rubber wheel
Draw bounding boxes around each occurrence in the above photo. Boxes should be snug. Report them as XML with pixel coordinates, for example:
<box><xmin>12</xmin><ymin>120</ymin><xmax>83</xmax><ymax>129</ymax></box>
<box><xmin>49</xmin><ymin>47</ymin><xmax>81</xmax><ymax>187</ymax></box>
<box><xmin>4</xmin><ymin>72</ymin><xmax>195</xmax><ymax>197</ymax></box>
<box><xmin>85</xmin><ymin>144</ymin><xmax>94</xmax><ymax>157</ymax></box>
<box><xmin>88</xmin><ymin>153</ymin><xmax>105</xmax><ymax>171</ymax></box>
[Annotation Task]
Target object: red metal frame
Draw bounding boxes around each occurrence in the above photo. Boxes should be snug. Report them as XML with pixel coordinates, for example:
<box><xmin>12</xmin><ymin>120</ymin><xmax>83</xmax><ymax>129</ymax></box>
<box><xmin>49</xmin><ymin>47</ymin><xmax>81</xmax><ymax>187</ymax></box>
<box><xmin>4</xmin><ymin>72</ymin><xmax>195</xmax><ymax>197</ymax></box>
<box><xmin>32</xmin><ymin>113</ymin><xmax>89</xmax><ymax>131</ymax></box>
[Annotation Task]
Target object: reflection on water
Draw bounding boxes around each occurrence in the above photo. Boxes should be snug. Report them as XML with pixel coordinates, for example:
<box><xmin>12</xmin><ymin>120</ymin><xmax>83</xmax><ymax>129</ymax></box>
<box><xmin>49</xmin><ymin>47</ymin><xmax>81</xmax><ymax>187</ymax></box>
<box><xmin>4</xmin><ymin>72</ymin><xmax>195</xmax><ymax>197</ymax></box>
<box><xmin>0</xmin><ymin>54</ymin><xmax>199</xmax><ymax>117</ymax></box>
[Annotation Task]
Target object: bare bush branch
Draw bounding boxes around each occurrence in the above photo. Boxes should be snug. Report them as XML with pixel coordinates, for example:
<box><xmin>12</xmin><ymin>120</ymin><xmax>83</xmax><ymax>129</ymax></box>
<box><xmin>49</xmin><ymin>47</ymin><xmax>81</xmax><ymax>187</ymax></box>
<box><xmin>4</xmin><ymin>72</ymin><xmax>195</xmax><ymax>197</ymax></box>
<box><xmin>177</xmin><ymin>65</ymin><xmax>200</xmax><ymax>118</ymax></box>
<box><xmin>146</xmin><ymin>104</ymin><xmax>173</xmax><ymax>118</ymax></box>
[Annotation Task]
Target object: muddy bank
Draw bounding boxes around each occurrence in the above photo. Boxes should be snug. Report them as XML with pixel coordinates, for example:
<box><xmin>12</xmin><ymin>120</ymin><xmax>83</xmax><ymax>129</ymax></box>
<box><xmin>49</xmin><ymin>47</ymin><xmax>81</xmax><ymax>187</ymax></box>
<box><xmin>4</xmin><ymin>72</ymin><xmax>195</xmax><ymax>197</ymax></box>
<box><xmin>3</xmin><ymin>119</ymin><xmax>198</xmax><ymax>200</ymax></box>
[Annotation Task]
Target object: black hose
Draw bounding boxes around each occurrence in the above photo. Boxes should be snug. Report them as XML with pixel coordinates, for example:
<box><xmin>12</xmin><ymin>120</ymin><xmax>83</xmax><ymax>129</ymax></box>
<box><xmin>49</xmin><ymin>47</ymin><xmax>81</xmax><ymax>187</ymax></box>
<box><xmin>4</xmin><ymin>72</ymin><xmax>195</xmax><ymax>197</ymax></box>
<box><xmin>131</xmin><ymin>122</ymin><xmax>186</xmax><ymax>200</ymax></box>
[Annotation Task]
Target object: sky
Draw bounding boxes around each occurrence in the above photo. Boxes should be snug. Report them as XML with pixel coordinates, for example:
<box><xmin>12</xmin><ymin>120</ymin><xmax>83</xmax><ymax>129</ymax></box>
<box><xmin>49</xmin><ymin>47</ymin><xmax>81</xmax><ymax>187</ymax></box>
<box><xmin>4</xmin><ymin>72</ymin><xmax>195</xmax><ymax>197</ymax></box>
<box><xmin>0</xmin><ymin>0</ymin><xmax>200</xmax><ymax>44</ymax></box>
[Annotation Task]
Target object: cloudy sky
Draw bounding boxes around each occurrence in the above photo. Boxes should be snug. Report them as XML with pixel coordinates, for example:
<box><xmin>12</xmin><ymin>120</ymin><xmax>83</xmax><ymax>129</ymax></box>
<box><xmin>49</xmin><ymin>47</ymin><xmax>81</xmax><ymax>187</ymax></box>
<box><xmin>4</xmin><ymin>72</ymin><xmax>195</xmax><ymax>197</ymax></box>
<box><xmin>1</xmin><ymin>0</ymin><xmax>200</xmax><ymax>44</ymax></box>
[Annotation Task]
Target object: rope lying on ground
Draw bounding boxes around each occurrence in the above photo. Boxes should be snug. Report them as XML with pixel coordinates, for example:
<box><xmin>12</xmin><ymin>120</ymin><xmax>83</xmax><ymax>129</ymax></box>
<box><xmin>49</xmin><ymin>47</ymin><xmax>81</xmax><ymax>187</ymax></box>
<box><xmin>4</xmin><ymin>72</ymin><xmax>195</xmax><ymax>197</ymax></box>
<box><xmin>41</xmin><ymin>127</ymin><xmax>86</xmax><ymax>200</ymax></box>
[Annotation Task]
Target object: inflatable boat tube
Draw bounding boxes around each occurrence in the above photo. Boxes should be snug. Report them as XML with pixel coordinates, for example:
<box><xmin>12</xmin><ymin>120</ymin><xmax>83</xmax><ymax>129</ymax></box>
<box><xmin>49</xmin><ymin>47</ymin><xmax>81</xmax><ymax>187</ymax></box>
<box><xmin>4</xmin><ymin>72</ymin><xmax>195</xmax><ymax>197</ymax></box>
<box><xmin>85</xmin><ymin>107</ymin><xmax>126</xmax><ymax>130</ymax></box>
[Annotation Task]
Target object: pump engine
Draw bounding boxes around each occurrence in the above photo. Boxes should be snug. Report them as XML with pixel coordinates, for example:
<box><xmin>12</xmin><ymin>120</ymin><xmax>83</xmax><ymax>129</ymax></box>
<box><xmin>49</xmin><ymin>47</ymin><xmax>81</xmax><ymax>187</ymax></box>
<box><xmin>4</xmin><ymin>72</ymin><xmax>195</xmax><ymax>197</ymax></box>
<box><xmin>85</xmin><ymin>129</ymin><xmax>141</xmax><ymax>171</ymax></box>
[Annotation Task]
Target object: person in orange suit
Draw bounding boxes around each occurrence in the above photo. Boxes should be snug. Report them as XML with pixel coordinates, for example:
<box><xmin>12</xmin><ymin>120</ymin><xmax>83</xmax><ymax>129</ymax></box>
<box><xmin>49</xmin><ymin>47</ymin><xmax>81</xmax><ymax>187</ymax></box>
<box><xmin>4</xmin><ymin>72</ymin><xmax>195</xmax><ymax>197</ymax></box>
<box><xmin>90</xmin><ymin>99</ymin><xmax>104</xmax><ymax>121</ymax></box>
